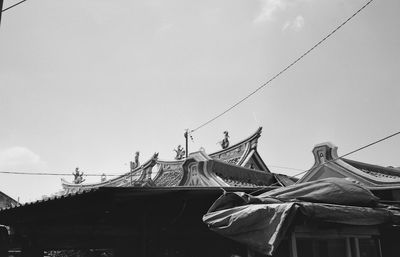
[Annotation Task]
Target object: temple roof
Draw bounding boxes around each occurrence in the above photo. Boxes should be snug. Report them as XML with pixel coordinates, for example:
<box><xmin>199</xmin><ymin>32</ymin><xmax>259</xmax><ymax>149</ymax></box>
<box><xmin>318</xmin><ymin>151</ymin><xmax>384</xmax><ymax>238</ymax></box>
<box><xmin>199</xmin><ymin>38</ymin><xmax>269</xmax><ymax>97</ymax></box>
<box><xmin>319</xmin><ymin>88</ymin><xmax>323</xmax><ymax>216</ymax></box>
<box><xmin>297</xmin><ymin>142</ymin><xmax>400</xmax><ymax>188</ymax></box>
<box><xmin>273</xmin><ymin>173</ymin><xmax>298</xmax><ymax>186</ymax></box>
<box><xmin>62</xmin><ymin>127</ymin><xmax>276</xmax><ymax>194</ymax></box>
<box><xmin>0</xmin><ymin>191</ymin><xmax>19</xmax><ymax>210</ymax></box>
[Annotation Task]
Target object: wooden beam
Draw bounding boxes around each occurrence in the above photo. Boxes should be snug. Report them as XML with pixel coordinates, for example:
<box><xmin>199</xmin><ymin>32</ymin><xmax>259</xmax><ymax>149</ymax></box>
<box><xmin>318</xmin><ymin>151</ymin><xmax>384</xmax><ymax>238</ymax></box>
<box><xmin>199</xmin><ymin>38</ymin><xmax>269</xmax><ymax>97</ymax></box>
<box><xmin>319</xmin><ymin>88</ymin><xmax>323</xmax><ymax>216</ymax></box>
<box><xmin>289</xmin><ymin>232</ymin><xmax>297</xmax><ymax>257</ymax></box>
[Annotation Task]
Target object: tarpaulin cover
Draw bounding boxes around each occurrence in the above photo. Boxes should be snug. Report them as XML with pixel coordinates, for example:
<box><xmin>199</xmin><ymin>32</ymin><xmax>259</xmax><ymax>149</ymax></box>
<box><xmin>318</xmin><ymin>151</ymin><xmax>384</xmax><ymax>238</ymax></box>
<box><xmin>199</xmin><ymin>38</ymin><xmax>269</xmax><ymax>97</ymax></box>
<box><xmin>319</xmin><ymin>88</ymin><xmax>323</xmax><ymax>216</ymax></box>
<box><xmin>202</xmin><ymin>178</ymin><xmax>400</xmax><ymax>256</ymax></box>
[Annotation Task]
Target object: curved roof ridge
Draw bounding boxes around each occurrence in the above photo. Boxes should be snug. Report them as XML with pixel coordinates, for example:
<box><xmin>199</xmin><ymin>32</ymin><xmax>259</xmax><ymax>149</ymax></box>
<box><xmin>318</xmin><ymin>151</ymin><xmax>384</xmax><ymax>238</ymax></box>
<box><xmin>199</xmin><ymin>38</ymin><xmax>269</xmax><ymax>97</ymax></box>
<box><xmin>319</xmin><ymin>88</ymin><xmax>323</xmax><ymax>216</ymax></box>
<box><xmin>342</xmin><ymin>158</ymin><xmax>400</xmax><ymax>176</ymax></box>
<box><xmin>328</xmin><ymin>159</ymin><xmax>400</xmax><ymax>185</ymax></box>
<box><xmin>298</xmin><ymin>142</ymin><xmax>400</xmax><ymax>187</ymax></box>
<box><xmin>154</xmin><ymin>127</ymin><xmax>262</xmax><ymax>163</ymax></box>
<box><xmin>211</xmin><ymin>159</ymin><xmax>273</xmax><ymax>186</ymax></box>
<box><xmin>62</xmin><ymin>127</ymin><xmax>263</xmax><ymax>190</ymax></box>
<box><xmin>156</xmin><ymin>159</ymin><xmax>184</xmax><ymax>165</ymax></box>
<box><xmin>61</xmin><ymin>178</ymin><xmax>115</xmax><ymax>188</ymax></box>
<box><xmin>62</xmin><ymin>153</ymin><xmax>159</xmax><ymax>188</ymax></box>
<box><xmin>210</xmin><ymin>127</ymin><xmax>262</xmax><ymax>157</ymax></box>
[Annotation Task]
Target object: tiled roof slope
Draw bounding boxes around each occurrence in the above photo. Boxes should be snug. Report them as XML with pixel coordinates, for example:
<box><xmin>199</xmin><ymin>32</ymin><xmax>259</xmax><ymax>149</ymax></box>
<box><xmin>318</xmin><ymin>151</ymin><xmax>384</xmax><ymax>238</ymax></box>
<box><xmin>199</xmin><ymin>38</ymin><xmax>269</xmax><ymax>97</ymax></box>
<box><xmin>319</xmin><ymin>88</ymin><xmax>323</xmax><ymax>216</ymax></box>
<box><xmin>178</xmin><ymin>151</ymin><xmax>275</xmax><ymax>187</ymax></box>
<box><xmin>0</xmin><ymin>191</ymin><xmax>19</xmax><ymax>210</ymax></box>
<box><xmin>342</xmin><ymin>158</ymin><xmax>400</xmax><ymax>182</ymax></box>
<box><xmin>61</xmin><ymin>153</ymin><xmax>159</xmax><ymax>194</ymax></box>
<box><xmin>297</xmin><ymin>142</ymin><xmax>400</xmax><ymax>188</ymax></box>
<box><xmin>273</xmin><ymin>173</ymin><xmax>298</xmax><ymax>186</ymax></box>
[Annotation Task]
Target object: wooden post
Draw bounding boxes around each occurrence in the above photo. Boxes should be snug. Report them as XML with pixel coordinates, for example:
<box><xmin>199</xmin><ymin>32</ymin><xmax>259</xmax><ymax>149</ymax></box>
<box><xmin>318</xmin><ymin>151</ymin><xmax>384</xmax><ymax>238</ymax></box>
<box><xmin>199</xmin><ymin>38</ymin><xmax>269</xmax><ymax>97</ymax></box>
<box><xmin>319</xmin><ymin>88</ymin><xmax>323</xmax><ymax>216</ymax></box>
<box><xmin>345</xmin><ymin>237</ymin><xmax>351</xmax><ymax>257</ymax></box>
<box><xmin>354</xmin><ymin>238</ymin><xmax>361</xmax><ymax>257</ymax></box>
<box><xmin>289</xmin><ymin>232</ymin><xmax>298</xmax><ymax>257</ymax></box>
<box><xmin>184</xmin><ymin>130</ymin><xmax>189</xmax><ymax>158</ymax></box>
<box><xmin>0</xmin><ymin>226</ymin><xmax>9</xmax><ymax>257</ymax></box>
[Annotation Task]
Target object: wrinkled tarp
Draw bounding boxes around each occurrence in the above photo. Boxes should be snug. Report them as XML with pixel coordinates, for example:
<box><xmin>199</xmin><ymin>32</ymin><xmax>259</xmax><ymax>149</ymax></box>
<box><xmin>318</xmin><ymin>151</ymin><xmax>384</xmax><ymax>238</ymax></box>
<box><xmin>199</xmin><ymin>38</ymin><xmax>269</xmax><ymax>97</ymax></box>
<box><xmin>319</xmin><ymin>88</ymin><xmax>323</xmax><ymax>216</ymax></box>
<box><xmin>203</xmin><ymin>178</ymin><xmax>400</xmax><ymax>256</ymax></box>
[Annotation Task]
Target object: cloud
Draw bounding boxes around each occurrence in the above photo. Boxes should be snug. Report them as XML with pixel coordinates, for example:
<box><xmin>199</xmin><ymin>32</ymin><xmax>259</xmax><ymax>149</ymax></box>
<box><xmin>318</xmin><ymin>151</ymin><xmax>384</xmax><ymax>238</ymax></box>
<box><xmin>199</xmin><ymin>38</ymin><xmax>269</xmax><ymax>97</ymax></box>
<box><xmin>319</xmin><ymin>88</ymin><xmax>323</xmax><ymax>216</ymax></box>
<box><xmin>254</xmin><ymin>0</ymin><xmax>311</xmax><ymax>24</ymax></box>
<box><xmin>0</xmin><ymin>147</ymin><xmax>46</xmax><ymax>170</ymax></box>
<box><xmin>155</xmin><ymin>23</ymin><xmax>174</xmax><ymax>36</ymax></box>
<box><xmin>282</xmin><ymin>15</ymin><xmax>305</xmax><ymax>31</ymax></box>
<box><xmin>77</xmin><ymin>1</ymin><xmax>128</xmax><ymax>25</ymax></box>
<box><xmin>254</xmin><ymin>0</ymin><xmax>288</xmax><ymax>23</ymax></box>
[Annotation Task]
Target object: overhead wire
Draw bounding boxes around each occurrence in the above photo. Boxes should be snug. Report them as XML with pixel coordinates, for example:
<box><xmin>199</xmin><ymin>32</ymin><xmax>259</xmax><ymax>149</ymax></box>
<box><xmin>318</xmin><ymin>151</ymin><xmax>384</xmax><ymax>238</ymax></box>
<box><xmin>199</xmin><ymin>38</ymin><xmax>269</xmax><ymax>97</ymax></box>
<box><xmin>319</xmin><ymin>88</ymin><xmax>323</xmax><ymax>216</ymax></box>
<box><xmin>0</xmin><ymin>0</ymin><xmax>389</xmax><ymax>182</ymax></box>
<box><xmin>2</xmin><ymin>0</ymin><xmax>27</xmax><ymax>12</ymax></box>
<box><xmin>0</xmin><ymin>170</ymin><xmax>127</xmax><ymax>177</ymax></box>
<box><xmin>268</xmin><ymin>165</ymin><xmax>305</xmax><ymax>172</ymax></box>
<box><xmin>190</xmin><ymin>0</ymin><xmax>374</xmax><ymax>133</ymax></box>
<box><xmin>1</xmin><ymin>131</ymin><xmax>398</xmax><ymax>179</ymax></box>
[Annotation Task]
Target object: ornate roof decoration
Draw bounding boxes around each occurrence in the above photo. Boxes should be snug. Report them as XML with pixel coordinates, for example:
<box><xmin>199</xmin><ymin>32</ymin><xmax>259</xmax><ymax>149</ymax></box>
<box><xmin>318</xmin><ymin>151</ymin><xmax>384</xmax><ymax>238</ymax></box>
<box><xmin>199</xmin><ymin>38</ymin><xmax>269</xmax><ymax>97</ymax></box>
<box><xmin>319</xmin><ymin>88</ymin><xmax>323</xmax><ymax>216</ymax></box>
<box><xmin>209</xmin><ymin>127</ymin><xmax>266</xmax><ymax>168</ymax></box>
<box><xmin>130</xmin><ymin>151</ymin><xmax>140</xmax><ymax>172</ymax></box>
<box><xmin>298</xmin><ymin>142</ymin><xmax>400</xmax><ymax>188</ymax></box>
<box><xmin>173</xmin><ymin>145</ymin><xmax>185</xmax><ymax>160</ymax></box>
<box><xmin>218</xmin><ymin>131</ymin><xmax>230</xmax><ymax>149</ymax></box>
<box><xmin>72</xmin><ymin>167</ymin><xmax>85</xmax><ymax>184</ymax></box>
<box><xmin>62</xmin><ymin>127</ymin><xmax>275</xmax><ymax>193</ymax></box>
<box><xmin>61</xmin><ymin>153</ymin><xmax>159</xmax><ymax>194</ymax></box>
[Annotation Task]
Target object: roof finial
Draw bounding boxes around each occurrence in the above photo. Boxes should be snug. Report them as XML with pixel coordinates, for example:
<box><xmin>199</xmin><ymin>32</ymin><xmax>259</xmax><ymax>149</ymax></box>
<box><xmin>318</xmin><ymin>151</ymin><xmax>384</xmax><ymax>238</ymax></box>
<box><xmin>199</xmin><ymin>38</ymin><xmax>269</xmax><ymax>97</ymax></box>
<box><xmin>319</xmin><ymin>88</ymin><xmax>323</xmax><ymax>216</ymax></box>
<box><xmin>219</xmin><ymin>131</ymin><xmax>230</xmax><ymax>149</ymax></box>
<box><xmin>72</xmin><ymin>167</ymin><xmax>85</xmax><ymax>184</ymax></box>
<box><xmin>174</xmin><ymin>145</ymin><xmax>186</xmax><ymax>160</ymax></box>
<box><xmin>130</xmin><ymin>151</ymin><xmax>140</xmax><ymax>171</ymax></box>
<box><xmin>101</xmin><ymin>173</ymin><xmax>107</xmax><ymax>182</ymax></box>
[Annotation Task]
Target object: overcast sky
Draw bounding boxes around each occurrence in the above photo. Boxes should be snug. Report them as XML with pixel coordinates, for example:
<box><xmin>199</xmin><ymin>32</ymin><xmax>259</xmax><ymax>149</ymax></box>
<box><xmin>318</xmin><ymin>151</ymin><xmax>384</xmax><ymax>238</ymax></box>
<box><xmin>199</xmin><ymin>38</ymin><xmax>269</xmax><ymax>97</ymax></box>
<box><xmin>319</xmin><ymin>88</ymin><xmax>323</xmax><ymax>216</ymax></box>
<box><xmin>1</xmin><ymin>0</ymin><xmax>399</xmax><ymax>202</ymax></box>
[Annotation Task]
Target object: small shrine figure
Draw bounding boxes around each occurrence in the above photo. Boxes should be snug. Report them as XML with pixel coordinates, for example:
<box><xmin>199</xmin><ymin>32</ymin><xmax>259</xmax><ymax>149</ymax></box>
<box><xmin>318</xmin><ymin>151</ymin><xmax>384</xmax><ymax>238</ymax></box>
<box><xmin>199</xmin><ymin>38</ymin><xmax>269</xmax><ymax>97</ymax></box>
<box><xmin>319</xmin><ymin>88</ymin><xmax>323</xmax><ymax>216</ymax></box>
<box><xmin>220</xmin><ymin>131</ymin><xmax>230</xmax><ymax>149</ymax></box>
<box><xmin>130</xmin><ymin>151</ymin><xmax>140</xmax><ymax>172</ymax></box>
<box><xmin>101</xmin><ymin>173</ymin><xmax>107</xmax><ymax>182</ymax></box>
<box><xmin>72</xmin><ymin>167</ymin><xmax>85</xmax><ymax>184</ymax></box>
<box><xmin>174</xmin><ymin>145</ymin><xmax>186</xmax><ymax>160</ymax></box>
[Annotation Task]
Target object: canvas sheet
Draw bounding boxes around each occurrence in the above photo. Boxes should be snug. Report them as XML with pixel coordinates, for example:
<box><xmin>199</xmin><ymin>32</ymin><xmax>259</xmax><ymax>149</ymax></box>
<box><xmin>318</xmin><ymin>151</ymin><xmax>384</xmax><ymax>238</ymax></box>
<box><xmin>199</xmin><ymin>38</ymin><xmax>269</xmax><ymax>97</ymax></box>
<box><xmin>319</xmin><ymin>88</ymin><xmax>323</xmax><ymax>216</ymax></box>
<box><xmin>203</xmin><ymin>178</ymin><xmax>400</xmax><ymax>256</ymax></box>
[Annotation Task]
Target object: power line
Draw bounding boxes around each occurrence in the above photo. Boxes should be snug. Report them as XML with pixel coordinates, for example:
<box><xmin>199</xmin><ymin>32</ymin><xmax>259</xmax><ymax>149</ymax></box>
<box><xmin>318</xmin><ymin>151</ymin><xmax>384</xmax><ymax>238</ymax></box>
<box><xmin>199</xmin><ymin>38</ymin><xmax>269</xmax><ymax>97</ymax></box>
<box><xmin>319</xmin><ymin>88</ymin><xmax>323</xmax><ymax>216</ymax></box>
<box><xmin>1</xmin><ymin>130</ymin><xmax>398</xmax><ymax>179</ymax></box>
<box><xmin>2</xmin><ymin>0</ymin><xmax>27</xmax><ymax>13</ymax></box>
<box><xmin>190</xmin><ymin>0</ymin><xmax>374</xmax><ymax>133</ymax></box>
<box><xmin>269</xmin><ymin>165</ymin><xmax>304</xmax><ymax>172</ymax></box>
<box><xmin>0</xmin><ymin>170</ymin><xmax>126</xmax><ymax>177</ymax></box>
<box><xmin>0</xmin><ymin>0</ymin><xmax>389</xmax><ymax>183</ymax></box>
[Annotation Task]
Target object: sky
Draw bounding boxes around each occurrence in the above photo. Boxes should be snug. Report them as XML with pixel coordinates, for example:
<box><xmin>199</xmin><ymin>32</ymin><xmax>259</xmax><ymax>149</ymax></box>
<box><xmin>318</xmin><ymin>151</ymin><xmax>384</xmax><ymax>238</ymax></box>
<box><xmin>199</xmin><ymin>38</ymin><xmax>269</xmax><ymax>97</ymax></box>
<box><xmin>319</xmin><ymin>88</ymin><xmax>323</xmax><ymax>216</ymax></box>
<box><xmin>0</xmin><ymin>0</ymin><xmax>399</xmax><ymax>203</ymax></box>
